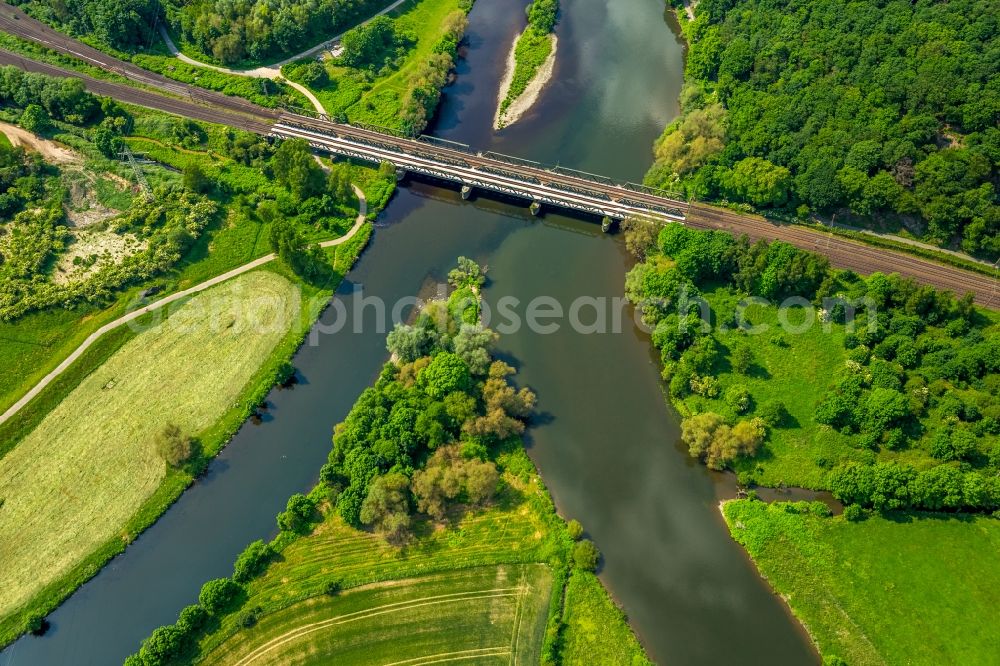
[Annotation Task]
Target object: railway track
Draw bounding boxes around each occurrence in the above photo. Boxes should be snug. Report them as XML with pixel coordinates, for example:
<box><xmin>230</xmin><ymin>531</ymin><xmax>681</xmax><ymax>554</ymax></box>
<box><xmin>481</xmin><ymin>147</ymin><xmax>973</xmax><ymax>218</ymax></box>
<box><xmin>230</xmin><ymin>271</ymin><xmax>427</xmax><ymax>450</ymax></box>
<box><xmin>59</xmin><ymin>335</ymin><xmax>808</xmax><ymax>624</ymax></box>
<box><xmin>0</xmin><ymin>49</ymin><xmax>275</xmax><ymax>132</ymax></box>
<box><xmin>0</xmin><ymin>10</ymin><xmax>995</xmax><ymax>307</ymax></box>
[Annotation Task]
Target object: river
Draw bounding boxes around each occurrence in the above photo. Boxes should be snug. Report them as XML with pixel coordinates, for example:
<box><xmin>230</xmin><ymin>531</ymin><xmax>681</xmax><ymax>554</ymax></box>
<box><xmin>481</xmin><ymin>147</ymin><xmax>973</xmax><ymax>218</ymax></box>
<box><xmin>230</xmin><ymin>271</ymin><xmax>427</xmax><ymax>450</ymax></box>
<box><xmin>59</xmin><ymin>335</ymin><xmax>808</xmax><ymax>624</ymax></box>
<box><xmin>1</xmin><ymin>0</ymin><xmax>817</xmax><ymax>664</ymax></box>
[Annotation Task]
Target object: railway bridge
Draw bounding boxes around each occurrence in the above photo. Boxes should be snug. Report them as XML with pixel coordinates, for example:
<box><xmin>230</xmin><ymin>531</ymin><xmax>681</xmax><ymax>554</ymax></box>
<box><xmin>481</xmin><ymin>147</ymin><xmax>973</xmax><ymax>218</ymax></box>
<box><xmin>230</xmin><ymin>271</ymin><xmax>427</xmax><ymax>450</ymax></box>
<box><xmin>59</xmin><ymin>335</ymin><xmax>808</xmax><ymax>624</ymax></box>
<box><xmin>270</xmin><ymin>113</ymin><xmax>688</xmax><ymax>223</ymax></box>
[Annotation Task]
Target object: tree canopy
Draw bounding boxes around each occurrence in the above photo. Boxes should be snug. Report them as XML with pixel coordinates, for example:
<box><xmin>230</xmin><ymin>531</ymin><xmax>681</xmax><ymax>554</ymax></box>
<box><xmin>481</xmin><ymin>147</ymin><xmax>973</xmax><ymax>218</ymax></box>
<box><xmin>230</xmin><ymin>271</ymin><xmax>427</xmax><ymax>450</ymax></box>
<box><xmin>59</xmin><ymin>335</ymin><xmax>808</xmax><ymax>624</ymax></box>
<box><xmin>164</xmin><ymin>0</ymin><xmax>391</xmax><ymax>65</ymax></box>
<box><xmin>651</xmin><ymin>0</ymin><xmax>999</xmax><ymax>257</ymax></box>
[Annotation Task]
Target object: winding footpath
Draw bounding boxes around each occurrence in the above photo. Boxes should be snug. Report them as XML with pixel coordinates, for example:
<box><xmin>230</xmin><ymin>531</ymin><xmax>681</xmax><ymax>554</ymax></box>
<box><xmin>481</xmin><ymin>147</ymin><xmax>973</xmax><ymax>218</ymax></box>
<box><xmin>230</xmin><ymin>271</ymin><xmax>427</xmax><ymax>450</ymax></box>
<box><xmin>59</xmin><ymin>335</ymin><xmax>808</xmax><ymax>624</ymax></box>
<box><xmin>158</xmin><ymin>0</ymin><xmax>411</xmax><ymax>115</ymax></box>
<box><xmin>0</xmin><ymin>186</ymin><xmax>369</xmax><ymax>427</ymax></box>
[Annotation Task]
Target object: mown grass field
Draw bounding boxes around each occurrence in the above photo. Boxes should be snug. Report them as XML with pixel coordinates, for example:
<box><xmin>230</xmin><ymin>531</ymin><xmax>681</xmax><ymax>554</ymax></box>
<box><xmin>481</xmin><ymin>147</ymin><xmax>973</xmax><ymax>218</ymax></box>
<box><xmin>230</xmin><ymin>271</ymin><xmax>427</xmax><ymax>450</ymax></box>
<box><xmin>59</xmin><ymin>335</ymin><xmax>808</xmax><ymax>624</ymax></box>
<box><xmin>0</xmin><ymin>270</ymin><xmax>299</xmax><ymax>622</ymax></box>
<box><xmin>723</xmin><ymin>500</ymin><xmax>1000</xmax><ymax>665</ymax></box>
<box><xmin>561</xmin><ymin>571</ymin><xmax>652</xmax><ymax>666</ymax></box>
<box><xmin>203</xmin><ymin>565</ymin><xmax>552</xmax><ymax>666</ymax></box>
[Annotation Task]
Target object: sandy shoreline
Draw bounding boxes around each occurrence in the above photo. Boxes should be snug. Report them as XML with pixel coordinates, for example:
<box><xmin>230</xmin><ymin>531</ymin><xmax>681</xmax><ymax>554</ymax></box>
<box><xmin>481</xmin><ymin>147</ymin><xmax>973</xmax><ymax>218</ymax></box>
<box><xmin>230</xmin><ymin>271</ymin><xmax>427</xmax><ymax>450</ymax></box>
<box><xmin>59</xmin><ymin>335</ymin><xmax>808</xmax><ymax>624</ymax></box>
<box><xmin>493</xmin><ymin>32</ymin><xmax>558</xmax><ymax>129</ymax></box>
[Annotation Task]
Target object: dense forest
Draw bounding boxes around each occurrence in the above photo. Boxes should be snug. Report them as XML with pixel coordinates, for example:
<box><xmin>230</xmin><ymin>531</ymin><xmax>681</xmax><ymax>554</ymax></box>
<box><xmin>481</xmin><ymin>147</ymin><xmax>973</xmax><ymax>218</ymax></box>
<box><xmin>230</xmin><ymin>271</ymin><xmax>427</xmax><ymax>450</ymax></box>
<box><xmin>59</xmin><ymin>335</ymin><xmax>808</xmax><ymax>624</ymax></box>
<box><xmin>8</xmin><ymin>0</ymin><xmax>160</xmax><ymax>49</ymax></box>
<box><xmin>623</xmin><ymin>221</ymin><xmax>1000</xmax><ymax>514</ymax></box>
<box><xmin>165</xmin><ymin>0</ymin><xmax>391</xmax><ymax>64</ymax></box>
<box><xmin>652</xmin><ymin>0</ymin><xmax>999</xmax><ymax>257</ymax></box>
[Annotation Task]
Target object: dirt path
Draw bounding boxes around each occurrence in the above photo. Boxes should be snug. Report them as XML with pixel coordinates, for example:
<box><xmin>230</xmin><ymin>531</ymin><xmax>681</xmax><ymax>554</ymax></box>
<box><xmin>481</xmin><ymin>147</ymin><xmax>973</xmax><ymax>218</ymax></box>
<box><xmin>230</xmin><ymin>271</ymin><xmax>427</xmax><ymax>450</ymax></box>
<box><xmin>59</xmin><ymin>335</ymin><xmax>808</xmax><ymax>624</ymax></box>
<box><xmin>0</xmin><ymin>120</ymin><xmax>81</xmax><ymax>163</ymax></box>
<box><xmin>0</xmin><ymin>185</ymin><xmax>368</xmax><ymax>427</ymax></box>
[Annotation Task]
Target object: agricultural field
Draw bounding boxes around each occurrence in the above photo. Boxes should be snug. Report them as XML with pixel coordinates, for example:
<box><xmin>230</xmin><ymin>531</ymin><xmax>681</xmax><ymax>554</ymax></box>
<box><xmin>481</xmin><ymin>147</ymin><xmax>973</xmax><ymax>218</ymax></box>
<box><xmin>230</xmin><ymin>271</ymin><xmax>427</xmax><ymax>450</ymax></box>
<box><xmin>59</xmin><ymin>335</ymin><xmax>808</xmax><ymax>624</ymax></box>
<box><xmin>203</xmin><ymin>565</ymin><xmax>552</xmax><ymax>665</ymax></box>
<box><xmin>0</xmin><ymin>270</ymin><xmax>301</xmax><ymax>637</ymax></box>
<box><xmin>723</xmin><ymin>500</ymin><xmax>1000</xmax><ymax>664</ymax></box>
<box><xmin>175</xmin><ymin>449</ymin><xmax>566</xmax><ymax>663</ymax></box>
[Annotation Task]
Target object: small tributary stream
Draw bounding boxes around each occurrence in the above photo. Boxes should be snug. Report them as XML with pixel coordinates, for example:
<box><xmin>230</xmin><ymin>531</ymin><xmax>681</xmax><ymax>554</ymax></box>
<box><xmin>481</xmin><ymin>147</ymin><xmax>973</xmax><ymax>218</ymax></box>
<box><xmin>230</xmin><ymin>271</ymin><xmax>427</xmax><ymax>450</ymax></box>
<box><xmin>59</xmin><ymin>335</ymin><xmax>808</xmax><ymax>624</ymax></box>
<box><xmin>2</xmin><ymin>1</ymin><xmax>817</xmax><ymax>664</ymax></box>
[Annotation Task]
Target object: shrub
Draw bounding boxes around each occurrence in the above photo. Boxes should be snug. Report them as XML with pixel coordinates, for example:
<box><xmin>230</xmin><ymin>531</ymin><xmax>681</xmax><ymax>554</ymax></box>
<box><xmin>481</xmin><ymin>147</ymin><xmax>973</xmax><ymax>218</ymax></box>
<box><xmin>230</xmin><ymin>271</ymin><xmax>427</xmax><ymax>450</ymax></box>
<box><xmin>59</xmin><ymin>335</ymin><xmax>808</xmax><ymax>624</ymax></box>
<box><xmin>176</xmin><ymin>604</ymin><xmax>208</xmax><ymax>633</ymax></box>
<box><xmin>758</xmin><ymin>400</ymin><xmax>789</xmax><ymax>428</ymax></box>
<box><xmin>731</xmin><ymin>344</ymin><xmax>753</xmax><ymax>374</ymax></box>
<box><xmin>198</xmin><ymin>578</ymin><xmax>241</xmax><ymax>615</ymax></box>
<box><xmin>232</xmin><ymin>539</ymin><xmax>274</xmax><ymax>583</ymax></box>
<box><xmin>566</xmin><ymin>518</ymin><xmax>584</xmax><ymax>541</ymax></box>
<box><xmin>20</xmin><ymin>104</ymin><xmax>49</xmax><ymax>134</ymax></box>
<box><xmin>237</xmin><ymin>605</ymin><xmax>263</xmax><ymax>628</ymax></box>
<box><xmin>725</xmin><ymin>385</ymin><xmax>752</xmax><ymax>414</ymax></box>
<box><xmin>154</xmin><ymin>423</ymin><xmax>194</xmax><ymax>467</ymax></box>
<box><xmin>324</xmin><ymin>579</ymin><xmax>342</xmax><ymax>596</ymax></box>
<box><xmin>26</xmin><ymin>613</ymin><xmax>46</xmax><ymax>635</ymax></box>
<box><xmin>572</xmin><ymin>539</ymin><xmax>600</xmax><ymax>571</ymax></box>
<box><xmin>138</xmin><ymin>625</ymin><xmax>184</xmax><ymax>666</ymax></box>
<box><xmin>278</xmin><ymin>493</ymin><xmax>317</xmax><ymax>532</ymax></box>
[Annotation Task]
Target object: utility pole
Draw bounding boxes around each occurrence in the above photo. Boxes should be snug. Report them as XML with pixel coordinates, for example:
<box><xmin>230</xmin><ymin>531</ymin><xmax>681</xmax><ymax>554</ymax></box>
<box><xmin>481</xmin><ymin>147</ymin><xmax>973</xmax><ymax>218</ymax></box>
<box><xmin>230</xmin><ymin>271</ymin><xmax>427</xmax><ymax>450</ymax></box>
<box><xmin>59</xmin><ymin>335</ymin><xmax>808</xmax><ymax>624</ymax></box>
<box><xmin>118</xmin><ymin>143</ymin><xmax>153</xmax><ymax>201</ymax></box>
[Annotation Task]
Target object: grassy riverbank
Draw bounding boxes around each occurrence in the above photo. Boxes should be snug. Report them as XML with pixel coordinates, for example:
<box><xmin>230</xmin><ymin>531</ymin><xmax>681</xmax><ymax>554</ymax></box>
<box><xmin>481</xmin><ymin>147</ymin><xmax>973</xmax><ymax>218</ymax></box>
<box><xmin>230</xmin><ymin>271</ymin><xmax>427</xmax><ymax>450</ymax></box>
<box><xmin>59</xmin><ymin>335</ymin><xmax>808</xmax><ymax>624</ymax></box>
<box><xmin>562</xmin><ymin>571</ymin><xmax>652</xmax><ymax>665</ymax></box>
<box><xmin>0</xmin><ymin>223</ymin><xmax>371</xmax><ymax>646</ymax></box>
<box><xmin>0</xmin><ymin>78</ymin><xmax>391</xmax><ymax>643</ymax></box>
<box><xmin>723</xmin><ymin>500</ymin><xmax>1000</xmax><ymax>664</ymax></box>
<box><xmin>282</xmin><ymin>0</ymin><xmax>471</xmax><ymax>135</ymax></box>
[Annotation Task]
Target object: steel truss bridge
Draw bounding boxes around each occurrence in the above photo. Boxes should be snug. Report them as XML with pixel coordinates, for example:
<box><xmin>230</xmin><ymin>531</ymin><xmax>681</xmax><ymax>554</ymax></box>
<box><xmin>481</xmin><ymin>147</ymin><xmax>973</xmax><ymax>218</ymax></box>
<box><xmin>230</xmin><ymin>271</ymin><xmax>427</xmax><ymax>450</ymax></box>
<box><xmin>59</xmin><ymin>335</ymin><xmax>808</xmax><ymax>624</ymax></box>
<box><xmin>271</xmin><ymin>112</ymin><xmax>688</xmax><ymax>222</ymax></box>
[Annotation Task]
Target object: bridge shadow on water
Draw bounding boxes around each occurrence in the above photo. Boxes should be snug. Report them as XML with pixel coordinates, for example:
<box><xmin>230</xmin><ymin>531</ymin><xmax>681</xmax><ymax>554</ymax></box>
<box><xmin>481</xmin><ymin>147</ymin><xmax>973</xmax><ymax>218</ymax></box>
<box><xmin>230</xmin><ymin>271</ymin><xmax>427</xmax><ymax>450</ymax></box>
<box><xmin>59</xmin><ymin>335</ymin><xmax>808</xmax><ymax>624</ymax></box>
<box><xmin>397</xmin><ymin>172</ymin><xmax>610</xmax><ymax>237</ymax></box>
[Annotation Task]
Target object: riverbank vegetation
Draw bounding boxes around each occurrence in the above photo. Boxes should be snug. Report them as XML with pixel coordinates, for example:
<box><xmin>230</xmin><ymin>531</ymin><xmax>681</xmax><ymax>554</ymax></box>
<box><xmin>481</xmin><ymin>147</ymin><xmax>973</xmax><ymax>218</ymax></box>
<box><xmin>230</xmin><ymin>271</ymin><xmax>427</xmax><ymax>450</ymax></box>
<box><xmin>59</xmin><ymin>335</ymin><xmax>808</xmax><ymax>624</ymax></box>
<box><xmin>494</xmin><ymin>0</ymin><xmax>558</xmax><ymax>128</ymax></box>
<box><xmin>281</xmin><ymin>0</ymin><xmax>471</xmax><ymax>135</ymax></box>
<box><xmin>624</xmin><ymin>222</ymin><xmax>1000</xmax><ymax>511</ymax></box>
<box><xmin>723</xmin><ymin>499</ymin><xmax>1000</xmax><ymax>663</ymax></box>
<box><xmin>126</xmin><ymin>266</ymin><xmax>648</xmax><ymax>665</ymax></box>
<box><xmin>561</xmin><ymin>571</ymin><xmax>652</xmax><ymax>665</ymax></box>
<box><xmin>654</xmin><ymin>0</ymin><xmax>999</xmax><ymax>259</ymax></box>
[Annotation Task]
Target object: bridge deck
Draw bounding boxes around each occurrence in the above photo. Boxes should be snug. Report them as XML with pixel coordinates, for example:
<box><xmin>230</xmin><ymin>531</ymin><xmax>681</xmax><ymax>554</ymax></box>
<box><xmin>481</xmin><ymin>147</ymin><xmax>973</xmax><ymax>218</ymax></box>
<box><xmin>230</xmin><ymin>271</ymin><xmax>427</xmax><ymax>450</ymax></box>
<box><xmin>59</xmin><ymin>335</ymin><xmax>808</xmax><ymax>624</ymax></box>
<box><xmin>270</xmin><ymin>114</ymin><xmax>688</xmax><ymax>223</ymax></box>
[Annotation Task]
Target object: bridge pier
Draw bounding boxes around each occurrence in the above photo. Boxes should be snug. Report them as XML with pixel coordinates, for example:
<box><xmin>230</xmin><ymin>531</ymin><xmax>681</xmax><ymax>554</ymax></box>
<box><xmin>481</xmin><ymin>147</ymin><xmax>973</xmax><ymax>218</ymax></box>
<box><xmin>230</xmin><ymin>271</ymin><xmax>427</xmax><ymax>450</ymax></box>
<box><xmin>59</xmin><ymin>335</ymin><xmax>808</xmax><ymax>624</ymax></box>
<box><xmin>601</xmin><ymin>216</ymin><xmax>615</xmax><ymax>233</ymax></box>
<box><xmin>461</xmin><ymin>184</ymin><xmax>473</xmax><ymax>200</ymax></box>
<box><xmin>529</xmin><ymin>201</ymin><xmax>542</xmax><ymax>216</ymax></box>
<box><xmin>394</xmin><ymin>167</ymin><xmax>406</xmax><ymax>182</ymax></box>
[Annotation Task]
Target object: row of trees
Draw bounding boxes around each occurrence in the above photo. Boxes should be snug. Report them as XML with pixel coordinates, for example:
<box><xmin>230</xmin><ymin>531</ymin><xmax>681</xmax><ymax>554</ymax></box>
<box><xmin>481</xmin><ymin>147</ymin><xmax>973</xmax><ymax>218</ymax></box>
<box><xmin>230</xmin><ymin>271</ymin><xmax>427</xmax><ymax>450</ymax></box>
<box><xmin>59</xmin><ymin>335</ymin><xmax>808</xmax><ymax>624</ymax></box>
<box><xmin>830</xmin><ymin>461</ymin><xmax>1000</xmax><ymax>513</ymax></box>
<box><xmin>650</xmin><ymin>0</ymin><xmax>999</xmax><ymax>256</ymax></box>
<box><xmin>397</xmin><ymin>10</ymin><xmax>468</xmax><ymax>136</ymax></box>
